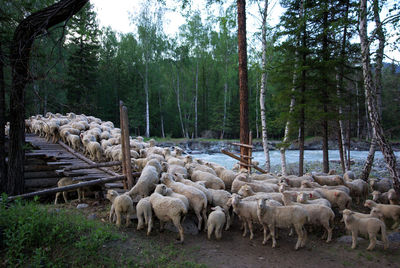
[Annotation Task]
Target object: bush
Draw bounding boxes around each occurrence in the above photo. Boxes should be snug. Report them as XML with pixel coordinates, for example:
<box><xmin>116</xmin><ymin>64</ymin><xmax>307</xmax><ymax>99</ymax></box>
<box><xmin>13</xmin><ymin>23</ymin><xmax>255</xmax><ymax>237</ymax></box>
<box><xmin>0</xmin><ymin>195</ymin><xmax>120</xmax><ymax>267</ymax></box>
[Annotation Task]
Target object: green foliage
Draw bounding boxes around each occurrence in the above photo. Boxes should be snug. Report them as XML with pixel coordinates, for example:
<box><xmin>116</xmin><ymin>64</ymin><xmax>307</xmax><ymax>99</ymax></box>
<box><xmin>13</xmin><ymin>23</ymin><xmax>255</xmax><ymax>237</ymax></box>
<box><xmin>0</xmin><ymin>198</ymin><xmax>120</xmax><ymax>267</ymax></box>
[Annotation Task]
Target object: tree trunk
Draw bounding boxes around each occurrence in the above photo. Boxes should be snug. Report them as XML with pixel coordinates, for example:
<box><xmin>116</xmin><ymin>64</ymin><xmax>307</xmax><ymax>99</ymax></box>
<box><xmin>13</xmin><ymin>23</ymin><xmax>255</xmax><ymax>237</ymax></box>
<box><xmin>7</xmin><ymin>0</ymin><xmax>89</xmax><ymax>195</ymax></box>
<box><xmin>298</xmin><ymin>0</ymin><xmax>306</xmax><ymax>176</ymax></box>
<box><xmin>195</xmin><ymin>60</ymin><xmax>198</xmax><ymax>139</ymax></box>
<box><xmin>0</xmin><ymin>41</ymin><xmax>6</xmax><ymax>193</ymax></box>
<box><xmin>221</xmin><ymin>60</ymin><xmax>228</xmax><ymax>139</ymax></box>
<box><xmin>175</xmin><ymin>68</ymin><xmax>185</xmax><ymax>138</ymax></box>
<box><xmin>255</xmin><ymin>80</ymin><xmax>259</xmax><ymax>139</ymax></box>
<box><xmin>158</xmin><ymin>88</ymin><xmax>165</xmax><ymax>138</ymax></box>
<box><xmin>337</xmin><ymin>121</ymin><xmax>346</xmax><ymax>174</ymax></box>
<box><xmin>259</xmin><ymin>0</ymin><xmax>270</xmax><ymax>173</ymax></box>
<box><xmin>144</xmin><ymin>59</ymin><xmax>150</xmax><ymax>138</ymax></box>
<box><xmin>321</xmin><ymin>6</ymin><xmax>329</xmax><ymax>174</ymax></box>
<box><xmin>360</xmin><ymin>0</ymin><xmax>400</xmax><ymax>195</ymax></box>
<box><xmin>237</xmin><ymin>0</ymin><xmax>250</xmax><ymax>167</ymax></box>
<box><xmin>360</xmin><ymin>0</ymin><xmax>385</xmax><ymax>181</ymax></box>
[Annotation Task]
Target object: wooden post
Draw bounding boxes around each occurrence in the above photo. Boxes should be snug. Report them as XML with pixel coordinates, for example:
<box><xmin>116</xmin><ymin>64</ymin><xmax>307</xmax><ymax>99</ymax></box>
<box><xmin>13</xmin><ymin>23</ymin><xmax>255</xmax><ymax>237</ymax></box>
<box><xmin>122</xmin><ymin>105</ymin><xmax>133</xmax><ymax>189</ymax></box>
<box><xmin>119</xmin><ymin>101</ymin><xmax>127</xmax><ymax>189</ymax></box>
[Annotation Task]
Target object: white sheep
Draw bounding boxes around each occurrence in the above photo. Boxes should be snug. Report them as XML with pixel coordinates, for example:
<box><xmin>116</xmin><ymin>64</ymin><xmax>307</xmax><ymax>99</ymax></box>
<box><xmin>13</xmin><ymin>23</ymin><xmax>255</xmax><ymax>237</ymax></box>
<box><xmin>312</xmin><ymin>174</ymin><xmax>344</xmax><ymax>186</ymax></box>
<box><xmin>364</xmin><ymin>200</ymin><xmax>400</xmax><ymax>229</ymax></box>
<box><xmin>173</xmin><ymin>173</ymin><xmax>213</xmax><ymax>204</ymax></box>
<box><xmin>230</xmin><ymin>194</ymin><xmax>259</xmax><ymax>240</ymax></box>
<box><xmin>136</xmin><ymin>197</ymin><xmax>153</xmax><ymax>235</ymax></box>
<box><xmin>257</xmin><ymin>198</ymin><xmax>309</xmax><ymax>250</ymax></box>
<box><xmin>207</xmin><ymin>188</ymin><xmax>232</xmax><ymax>230</ymax></box>
<box><xmin>238</xmin><ymin>184</ymin><xmax>284</xmax><ymax>204</ymax></box>
<box><xmin>342</xmin><ymin>209</ymin><xmax>389</xmax><ymax>251</ymax></box>
<box><xmin>150</xmin><ymin>184</ymin><xmax>187</xmax><ymax>243</ymax></box>
<box><xmin>315</xmin><ymin>188</ymin><xmax>352</xmax><ymax>211</ymax></box>
<box><xmin>372</xmin><ymin>190</ymin><xmax>390</xmax><ymax>204</ymax></box>
<box><xmin>207</xmin><ymin>206</ymin><xmax>226</xmax><ymax>240</ymax></box>
<box><xmin>161</xmin><ymin>173</ymin><xmax>208</xmax><ymax>230</ymax></box>
<box><xmin>370</xmin><ymin>178</ymin><xmax>393</xmax><ymax>193</ymax></box>
<box><xmin>343</xmin><ymin>179</ymin><xmax>369</xmax><ymax>204</ymax></box>
<box><xmin>106</xmin><ymin>190</ymin><xmax>135</xmax><ymax>227</ymax></box>
<box><xmin>128</xmin><ymin>159</ymin><xmax>162</xmax><ymax>198</ymax></box>
<box><xmin>54</xmin><ymin>177</ymin><xmax>83</xmax><ymax>204</ymax></box>
<box><xmin>191</xmin><ymin>170</ymin><xmax>225</xmax><ymax>190</ymax></box>
<box><xmin>296</xmin><ymin>192</ymin><xmax>331</xmax><ymax>208</ymax></box>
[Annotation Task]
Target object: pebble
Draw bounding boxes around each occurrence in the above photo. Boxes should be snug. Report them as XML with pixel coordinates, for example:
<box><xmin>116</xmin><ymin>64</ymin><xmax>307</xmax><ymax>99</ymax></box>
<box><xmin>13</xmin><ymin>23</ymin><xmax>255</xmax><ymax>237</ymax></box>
<box><xmin>76</xmin><ymin>203</ymin><xmax>89</xmax><ymax>209</ymax></box>
<box><xmin>336</xmin><ymin>235</ymin><xmax>364</xmax><ymax>244</ymax></box>
<box><xmin>388</xmin><ymin>232</ymin><xmax>400</xmax><ymax>242</ymax></box>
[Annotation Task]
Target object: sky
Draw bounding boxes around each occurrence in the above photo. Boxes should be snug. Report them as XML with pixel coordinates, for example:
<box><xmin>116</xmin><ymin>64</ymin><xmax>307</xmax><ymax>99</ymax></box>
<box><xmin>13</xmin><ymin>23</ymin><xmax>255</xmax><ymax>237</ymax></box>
<box><xmin>90</xmin><ymin>0</ymin><xmax>399</xmax><ymax>62</ymax></box>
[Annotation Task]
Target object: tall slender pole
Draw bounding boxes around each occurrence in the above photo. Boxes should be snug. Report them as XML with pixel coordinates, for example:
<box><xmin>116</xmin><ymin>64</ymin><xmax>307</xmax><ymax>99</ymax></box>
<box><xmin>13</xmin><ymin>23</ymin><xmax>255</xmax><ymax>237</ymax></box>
<box><xmin>119</xmin><ymin>101</ymin><xmax>127</xmax><ymax>189</ymax></box>
<box><xmin>122</xmin><ymin>106</ymin><xmax>133</xmax><ymax>189</ymax></box>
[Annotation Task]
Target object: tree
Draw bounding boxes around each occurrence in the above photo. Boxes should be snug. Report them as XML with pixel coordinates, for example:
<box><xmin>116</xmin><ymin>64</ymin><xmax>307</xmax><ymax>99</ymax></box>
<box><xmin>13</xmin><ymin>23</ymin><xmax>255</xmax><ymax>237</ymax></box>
<box><xmin>359</xmin><ymin>0</ymin><xmax>400</xmax><ymax>195</ymax></box>
<box><xmin>7</xmin><ymin>0</ymin><xmax>88</xmax><ymax>195</ymax></box>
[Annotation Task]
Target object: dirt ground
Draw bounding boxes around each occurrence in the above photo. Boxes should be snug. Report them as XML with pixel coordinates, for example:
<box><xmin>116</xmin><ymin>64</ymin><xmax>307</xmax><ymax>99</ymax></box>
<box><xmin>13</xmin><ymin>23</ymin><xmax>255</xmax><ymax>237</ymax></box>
<box><xmin>58</xmin><ymin>198</ymin><xmax>400</xmax><ymax>268</ymax></box>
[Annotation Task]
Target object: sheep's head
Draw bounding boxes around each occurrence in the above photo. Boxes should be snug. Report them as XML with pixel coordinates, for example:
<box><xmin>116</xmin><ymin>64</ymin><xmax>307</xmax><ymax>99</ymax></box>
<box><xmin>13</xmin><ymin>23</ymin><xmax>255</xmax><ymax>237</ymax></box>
<box><xmin>106</xmin><ymin>190</ymin><xmax>119</xmax><ymax>202</ymax></box>
<box><xmin>139</xmin><ymin>149</ymin><xmax>147</xmax><ymax>158</ymax></box>
<box><xmin>160</xmin><ymin>173</ymin><xmax>173</xmax><ymax>185</ymax></box>
<box><xmin>257</xmin><ymin>198</ymin><xmax>267</xmax><ymax>214</ymax></box>
<box><xmin>370</xmin><ymin>207</ymin><xmax>384</xmax><ymax>220</ymax></box>
<box><xmin>148</xmin><ymin>139</ymin><xmax>156</xmax><ymax>147</ymax></box>
<box><xmin>162</xmin><ymin>148</ymin><xmax>171</xmax><ymax>157</ymax></box>
<box><xmin>231</xmin><ymin>194</ymin><xmax>241</xmax><ymax>207</ymax></box>
<box><xmin>154</xmin><ymin>184</ymin><xmax>167</xmax><ymax>195</ymax></box>
<box><xmin>184</xmin><ymin>155</ymin><xmax>193</xmax><ymax>164</ymax></box>
<box><xmin>371</xmin><ymin>191</ymin><xmax>381</xmax><ymax>202</ymax></box>
<box><xmin>297</xmin><ymin>192</ymin><xmax>307</xmax><ymax>203</ymax></box>
<box><xmin>211</xmin><ymin>206</ymin><xmax>224</xmax><ymax>212</ymax></box>
<box><xmin>300</xmin><ymin>180</ymin><xmax>310</xmax><ymax>188</ymax></box>
<box><xmin>341</xmin><ymin>209</ymin><xmax>353</xmax><ymax>222</ymax></box>
<box><xmin>238</xmin><ymin>184</ymin><xmax>252</xmax><ymax>197</ymax></box>
<box><xmin>161</xmin><ymin>162</ymin><xmax>169</xmax><ymax>172</ymax></box>
<box><xmin>364</xmin><ymin>200</ymin><xmax>376</xmax><ymax>208</ymax></box>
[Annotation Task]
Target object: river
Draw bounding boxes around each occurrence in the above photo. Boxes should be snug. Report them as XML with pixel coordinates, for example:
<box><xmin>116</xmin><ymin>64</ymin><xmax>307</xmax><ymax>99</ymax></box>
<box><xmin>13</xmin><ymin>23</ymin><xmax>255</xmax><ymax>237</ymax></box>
<box><xmin>191</xmin><ymin>150</ymin><xmax>400</xmax><ymax>170</ymax></box>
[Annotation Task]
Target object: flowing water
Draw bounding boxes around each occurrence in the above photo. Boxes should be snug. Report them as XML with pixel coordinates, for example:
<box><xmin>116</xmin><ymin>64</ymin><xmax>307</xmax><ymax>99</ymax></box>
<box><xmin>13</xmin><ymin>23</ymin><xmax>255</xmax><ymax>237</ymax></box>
<box><xmin>191</xmin><ymin>150</ymin><xmax>400</xmax><ymax>170</ymax></box>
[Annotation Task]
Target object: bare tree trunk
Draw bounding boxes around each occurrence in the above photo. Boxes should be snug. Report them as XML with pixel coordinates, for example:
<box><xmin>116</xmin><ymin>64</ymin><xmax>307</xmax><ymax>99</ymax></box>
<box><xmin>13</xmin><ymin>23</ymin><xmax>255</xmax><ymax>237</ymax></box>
<box><xmin>221</xmin><ymin>61</ymin><xmax>228</xmax><ymax>139</ymax></box>
<box><xmin>175</xmin><ymin>69</ymin><xmax>185</xmax><ymax>138</ymax></box>
<box><xmin>195</xmin><ymin>60</ymin><xmax>198</xmax><ymax>139</ymax></box>
<box><xmin>158</xmin><ymin>88</ymin><xmax>165</xmax><ymax>138</ymax></box>
<box><xmin>360</xmin><ymin>0</ymin><xmax>385</xmax><ymax>181</ymax></box>
<box><xmin>356</xmin><ymin>82</ymin><xmax>360</xmax><ymax>139</ymax></box>
<box><xmin>7</xmin><ymin>0</ymin><xmax>88</xmax><ymax>195</ymax></box>
<box><xmin>337</xmin><ymin>121</ymin><xmax>346</xmax><ymax>174</ymax></box>
<box><xmin>144</xmin><ymin>60</ymin><xmax>150</xmax><ymax>138</ymax></box>
<box><xmin>255</xmin><ymin>80</ymin><xmax>259</xmax><ymax>139</ymax></box>
<box><xmin>0</xmin><ymin>41</ymin><xmax>6</xmax><ymax>193</ymax></box>
<box><xmin>237</xmin><ymin>0</ymin><xmax>250</xmax><ymax>167</ymax></box>
<box><xmin>360</xmin><ymin>0</ymin><xmax>400</xmax><ymax>195</ymax></box>
<box><xmin>298</xmin><ymin>0</ymin><xmax>306</xmax><ymax>176</ymax></box>
<box><xmin>321</xmin><ymin>6</ymin><xmax>329</xmax><ymax>174</ymax></box>
<box><xmin>259</xmin><ymin>0</ymin><xmax>270</xmax><ymax>172</ymax></box>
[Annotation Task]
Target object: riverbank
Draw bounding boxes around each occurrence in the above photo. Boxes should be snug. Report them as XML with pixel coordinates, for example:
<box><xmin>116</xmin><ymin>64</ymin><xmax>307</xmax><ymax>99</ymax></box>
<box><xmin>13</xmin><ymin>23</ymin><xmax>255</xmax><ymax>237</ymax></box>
<box><xmin>156</xmin><ymin>136</ymin><xmax>400</xmax><ymax>154</ymax></box>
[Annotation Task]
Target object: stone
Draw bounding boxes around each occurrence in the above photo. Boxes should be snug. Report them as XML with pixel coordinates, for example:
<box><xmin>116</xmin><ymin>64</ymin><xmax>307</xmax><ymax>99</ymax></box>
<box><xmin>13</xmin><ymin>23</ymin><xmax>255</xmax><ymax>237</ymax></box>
<box><xmin>76</xmin><ymin>203</ymin><xmax>89</xmax><ymax>209</ymax></box>
<box><xmin>388</xmin><ymin>232</ymin><xmax>400</xmax><ymax>243</ymax></box>
<box><xmin>337</xmin><ymin>235</ymin><xmax>365</xmax><ymax>244</ymax></box>
<box><xmin>87</xmin><ymin>213</ymin><xmax>97</xmax><ymax>220</ymax></box>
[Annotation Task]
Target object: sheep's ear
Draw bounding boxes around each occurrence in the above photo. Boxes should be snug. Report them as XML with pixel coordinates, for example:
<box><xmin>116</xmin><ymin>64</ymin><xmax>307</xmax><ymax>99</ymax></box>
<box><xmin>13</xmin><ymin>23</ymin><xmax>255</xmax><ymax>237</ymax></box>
<box><xmin>211</xmin><ymin>207</ymin><xmax>216</xmax><ymax>211</ymax></box>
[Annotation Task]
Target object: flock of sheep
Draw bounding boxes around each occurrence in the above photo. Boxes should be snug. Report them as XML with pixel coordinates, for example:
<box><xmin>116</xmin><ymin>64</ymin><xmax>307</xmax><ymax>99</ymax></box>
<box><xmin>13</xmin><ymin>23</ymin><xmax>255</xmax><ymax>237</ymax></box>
<box><xmin>10</xmin><ymin>112</ymin><xmax>400</xmax><ymax>251</ymax></box>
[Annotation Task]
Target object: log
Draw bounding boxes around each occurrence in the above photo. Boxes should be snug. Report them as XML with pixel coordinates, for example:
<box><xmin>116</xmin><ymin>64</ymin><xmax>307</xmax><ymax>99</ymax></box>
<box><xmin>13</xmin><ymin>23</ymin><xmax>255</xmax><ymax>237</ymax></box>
<box><xmin>24</xmin><ymin>171</ymin><xmax>60</xmax><ymax>179</ymax></box>
<box><xmin>58</xmin><ymin>141</ymin><xmax>120</xmax><ymax>177</ymax></box>
<box><xmin>24</xmin><ymin>165</ymin><xmax>59</xmax><ymax>172</ymax></box>
<box><xmin>119</xmin><ymin>101</ymin><xmax>128</xmax><ymax>189</ymax></box>
<box><xmin>6</xmin><ymin>175</ymin><xmax>126</xmax><ymax>201</ymax></box>
<box><xmin>25</xmin><ymin>178</ymin><xmax>59</xmax><ymax>188</ymax></box>
<box><xmin>221</xmin><ymin>149</ymin><xmax>241</xmax><ymax>162</ymax></box>
<box><xmin>238</xmin><ymin>161</ymin><xmax>267</xmax><ymax>174</ymax></box>
<box><xmin>62</xmin><ymin>161</ymin><xmax>122</xmax><ymax>171</ymax></box>
<box><xmin>231</xmin><ymin>142</ymin><xmax>254</xmax><ymax>149</ymax></box>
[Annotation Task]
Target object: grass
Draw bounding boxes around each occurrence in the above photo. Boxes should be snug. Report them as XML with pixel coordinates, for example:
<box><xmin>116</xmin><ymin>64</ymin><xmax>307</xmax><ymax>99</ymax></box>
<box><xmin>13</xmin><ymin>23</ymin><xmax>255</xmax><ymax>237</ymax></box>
<box><xmin>0</xmin><ymin>196</ymin><xmax>206</xmax><ymax>267</ymax></box>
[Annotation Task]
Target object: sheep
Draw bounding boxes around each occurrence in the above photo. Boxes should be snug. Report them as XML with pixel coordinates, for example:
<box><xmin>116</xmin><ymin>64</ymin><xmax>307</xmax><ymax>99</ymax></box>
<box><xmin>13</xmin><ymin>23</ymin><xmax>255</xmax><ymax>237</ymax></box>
<box><xmin>207</xmin><ymin>206</ymin><xmax>226</xmax><ymax>240</ymax></box>
<box><xmin>279</xmin><ymin>175</ymin><xmax>314</xmax><ymax>188</ymax></box>
<box><xmin>231</xmin><ymin>173</ymin><xmax>276</xmax><ymax>193</ymax></box>
<box><xmin>250</xmin><ymin>173</ymin><xmax>278</xmax><ymax>182</ymax></box>
<box><xmin>212</xmin><ymin>166</ymin><xmax>238</xmax><ymax>190</ymax></box>
<box><xmin>342</xmin><ymin>209</ymin><xmax>389</xmax><ymax>251</ymax></box>
<box><xmin>161</xmin><ymin>173</ymin><xmax>208</xmax><ymax>230</ymax></box>
<box><xmin>312</xmin><ymin>174</ymin><xmax>344</xmax><ymax>186</ymax></box>
<box><xmin>343</xmin><ymin>171</ymin><xmax>355</xmax><ymax>182</ymax></box>
<box><xmin>173</xmin><ymin>173</ymin><xmax>212</xmax><ymax>204</ymax></box>
<box><xmin>191</xmin><ymin>170</ymin><xmax>225</xmax><ymax>190</ymax></box>
<box><xmin>370</xmin><ymin>178</ymin><xmax>393</xmax><ymax>193</ymax></box>
<box><xmin>106</xmin><ymin>190</ymin><xmax>135</xmax><ymax>228</ymax></box>
<box><xmin>342</xmin><ymin>179</ymin><xmax>369</xmax><ymax>204</ymax></box>
<box><xmin>54</xmin><ymin>177</ymin><xmax>83</xmax><ymax>204</ymax></box>
<box><xmin>166</xmin><ymin>163</ymin><xmax>188</xmax><ymax>179</ymax></box>
<box><xmin>82</xmin><ymin>137</ymin><xmax>103</xmax><ymax>162</ymax></box>
<box><xmin>315</xmin><ymin>188</ymin><xmax>352</xmax><ymax>211</ymax></box>
<box><xmin>150</xmin><ymin>184</ymin><xmax>187</xmax><ymax>243</ymax></box>
<box><xmin>128</xmin><ymin>159</ymin><xmax>162</xmax><ymax>198</ymax></box>
<box><xmin>388</xmin><ymin>189</ymin><xmax>399</xmax><ymax>205</ymax></box>
<box><xmin>136</xmin><ymin>197</ymin><xmax>153</xmax><ymax>235</ymax></box>
<box><xmin>186</xmin><ymin>163</ymin><xmax>217</xmax><ymax>176</ymax></box>
<box><xmin>282</xmin><ymin>191</ymin><xmax>335</xmax><ymax>243</ymax></box>
<box><xmin>257</xmin><ymin>198</ymin><xmax>309</xmax><ymax>250</ymax></box>
<box><xmin>238</xmin><ymin>184</ymin><xmax>284</xmax><ymax>204</ymax></box>
<box><xmin>65</xmin><ymin>131</ymin><xmax>82</xmax><ymax>151</ymax></box>
<box><xmin>296</xmin><ymin>192</ymin><xmax>331</xmax><ymax>208</ymax></box>
<box><xmin>207</xmin><ymin>188</ymin><xmax>232</xmax><ymax>230</ymax></box>
<box><xmin>320</xmin><ymin>185</ymin><xmax>351</xmax><ymax>195</ymax></box>
<box><xmin>230</xmin><ymin>194</ymin><xmax>260</xmax><ymax>240</ymax></box>
<box><xmin>164</xmin><ymin>186</ymin><xmax>190</xmax><ymax>211</ymax></box>
<box><xmin>372</xmin><ymin>190</ymin><xmax>390</xmax><ymax>204</ymax></box>
<box><xmin>364</xmin><ymin>200</ymin><xmax>400</xmax><ymax>229</ymax></box>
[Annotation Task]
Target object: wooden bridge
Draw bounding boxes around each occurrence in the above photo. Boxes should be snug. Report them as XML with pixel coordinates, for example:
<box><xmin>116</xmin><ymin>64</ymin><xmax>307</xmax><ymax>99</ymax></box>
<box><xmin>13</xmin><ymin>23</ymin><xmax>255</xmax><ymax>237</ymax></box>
<box><xmin>24</xmin><ymin>133</ymin><xmax>127</xmax><ymax>196</ymax></box>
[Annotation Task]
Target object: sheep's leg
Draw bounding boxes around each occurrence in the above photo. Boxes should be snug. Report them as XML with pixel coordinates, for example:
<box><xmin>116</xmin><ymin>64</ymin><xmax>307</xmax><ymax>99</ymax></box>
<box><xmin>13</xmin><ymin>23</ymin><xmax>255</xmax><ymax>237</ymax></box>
<box><xmin>356</xmin><ymin>196</ymin><xmax>360</xmax><ymax>204</ymax></box>
<box><xmin>391</xmin><ymin>217</ymin><xmax>399</xmax><ymax>230</ymax></box>
<box><xmin>173</xmin><ymin>218</ymin><xmax>184</xmax><ymax>244</ymax></box>
<box><xmin>207</xmin><ymin>224</ymin><xmax>214</xmax><ymax>240</ymax></box>
<box><xmin>202</xmin><ymin>207</ymin><xmax>208</xmax><ymax>232</ymax></box>
<box><xmin>248</xmin><ymin>220</ymin><xmax>254</xmax><ymax>240</ymax></box>
<box><xmin>109</xmin><ymin>205</ymin><xmax>115</xmax><ymax>223</ymax></box>
<box><xmin>147</xmin><ymin>216</ymin><xmax>153</xmax><ymax>236</ymax></box>
<box><xmin>294</xmin><ymin>225</ymin><xmax>303</xmax><ymax>250</ymax></box>
<box><xmin>116</xmin><ymin>210</ymin><xmax>122</xmax><ymax>227</ymax></box>
<box><xmin>77</xmin><ymin>189</ymin><xmax>81</xmax><ymax>202</ymax></box>
<box><xmin>195</xmin><ymin>211</ymin><xmax>203</xmax><ymax>230</ymax></box>
<box><xmin>262</xmin><ymin>224</ymin><xmax>268</xmax><ymax>245</ymax></box>
<box><xmin>159</xmin><ymin>221</ymin><xmax>165</xmax><ymax>232</ymax></box>
<box><xmin>242</xmin><ymin>220</ymin><xmax>248</xmax><ymax>237</ymax></box>
<box><xmin>351</xmin><ymin>230</ymin><xmax>358</xmax><ymax>249</ymax></box>
<box><xmin>269</xmin><ymin>224</ymin><xmax>277</xmax><ymax>248</ymax></box>
<box><xmin>125</xmin><ymin>211</ymin><xmax>131</xmax><ymax>227</ymax></box>
<box><xmin>367</xmin><ymin>232</ymin><xmax>377</xmax><ymax>251</ymax></box>
<box><xmin>225</xmin><ymin>211</ymin><xmax>231</xmax><ymax>231</ymax></box>
<box><xmin>54</xmin><ymin>192</ymin><xmax>60</xmax><ymax>205</ymax></box>
<box><xmin>301</xmin><ymin>226</ymin><xmax>307</xmax><ymax>248</ymax></box>
<box><xmin>62</xmin><ymin>191</ymin><xmax>68</xmax><ymax>203</ymax></box>
<box><xmin>288</xmin><ymin>227</ymin><xmax>294</xmax><ymax>237</ymax></box>
<box><xmin>137</xmin><ymin>214</ymin><xmax>144</xmax><ymax>230</ymax></box>
<box><xmin>216</xmin><ymin>225</ymin><xmax>222</xmax><ymax>240</ymax></box>
<box><xmin>324</xmin><ymin>222</ymin><xmax>332</xmax><ymax>243</ymax></box>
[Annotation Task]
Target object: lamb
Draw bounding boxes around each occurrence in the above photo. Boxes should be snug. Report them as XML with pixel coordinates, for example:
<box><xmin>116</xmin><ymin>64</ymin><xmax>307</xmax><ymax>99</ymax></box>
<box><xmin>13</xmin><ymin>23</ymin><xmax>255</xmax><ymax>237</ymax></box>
<box><xmin>230</xmin><ymin>194</ymin><xmax>260</xmax><ymax>240</ymax></box>
<box><xmin>150</xmin><ymin>184</ymin><xmax>187</xmax><ymax>243</ymax></box>
<box><xmin>315</xmin><ymin>188</ymin><xmax>352</xmax><ymax>211</ymax></box>
<box><xmin>238</xmin><ymin>184</ymin><xmax>284</xmax><ymax>204</ymax></box>
<box><xmin>342</xmin><ymin>209</ymin><xmax>389</xmax><ymax>250</ymax></box>
<box><xmin>282</xmin><ymin>191</ymin><xmax>335</xmax><ymax>243</ymax></box>
<box><xmin>106</xmin><ymin>190</ymin><xmax>135</xmax><ymax>227</ymax></box>
<box><xmin>342</xmin><ymin>179</ymin><xmax>369</xmax><ymax>204</ymax></box>
<box><xmin>257</xmin><ymin>198</ymin><xmax>309</xmax><ymax>250</ymax></box>
<box><xmin>207</xmin><ymin>206</ymin><xmax>226</xmax><ymax>240</ymax></box>
<box><xmin>312</xmin><ymin>174</ymin><xmax>344</xmax><ymax>186</ymax></box>
<box><xmin>136</xmin><ymin>197</ymin><xmax>153</xmax><ymax>235</ymax></box>
<box><xmin>372</xmin><ymin>190</ymin><xmax>390</xmax><ymax>204</ymax></box>
<box><xmin>191</xmin><ymin>170</ymin><xmax>225</xmax><ymax>190</ymax></box>
<box><xmin>296</xmin><ymin>192</ymin><xmax>331</xmax><ymax>208</ymax></box>
<box><xmin>370</xmin><ymin>178</ymin><xmax>393</xmax><ymax>193</ymax></box>
<box><xmin>128</xmin><ymin>159</ymin><xmax>162</xmax><ymax>198</ymax></box>
<box><xmin>54</xmin><ymin>177</ymin><xmax>83</xmax><ymax>204</ymax></box>
<box><xmin>364</xmin><ymin>200</ymin><xmax>400</xmax><ymax>229</ymax></box>
<box><xmin>207</xmin><ymin>188</ymin><xmax>232</xmax><ymax>230</ymax></box>
<box><xmin>161</xmin><ymin>173</ymin><xmax>208</xmax><ymax>230</ymax></box>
